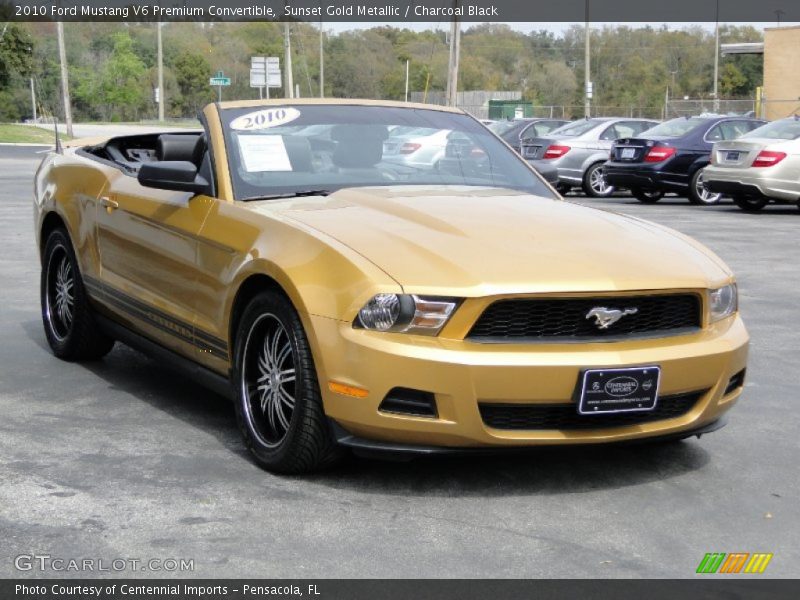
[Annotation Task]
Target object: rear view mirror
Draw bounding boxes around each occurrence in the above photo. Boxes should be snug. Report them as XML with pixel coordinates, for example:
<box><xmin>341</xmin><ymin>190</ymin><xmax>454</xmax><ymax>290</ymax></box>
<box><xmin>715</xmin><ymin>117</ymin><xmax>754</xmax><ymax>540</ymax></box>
<box><xmin>138</xmin><ymin>161</ymin><xmax>210</xmax><ymax>195</ymax></box>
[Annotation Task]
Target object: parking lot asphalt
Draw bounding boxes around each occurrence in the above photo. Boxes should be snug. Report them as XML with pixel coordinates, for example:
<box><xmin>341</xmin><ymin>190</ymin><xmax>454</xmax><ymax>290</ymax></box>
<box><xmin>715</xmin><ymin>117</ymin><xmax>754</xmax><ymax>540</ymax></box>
<box><xmin>1</xmin><ymin>145</ymin><xmax>798</xmax><ymax>579</ymax></box>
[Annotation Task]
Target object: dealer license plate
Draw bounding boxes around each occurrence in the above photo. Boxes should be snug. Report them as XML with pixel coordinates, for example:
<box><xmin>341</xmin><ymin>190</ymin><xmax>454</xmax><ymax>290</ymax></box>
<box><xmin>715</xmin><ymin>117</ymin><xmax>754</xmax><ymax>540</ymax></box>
<box><xmin>577</xmin><ymin>366</ymin><xmax>660</xmax><ymax>415</ymax></box>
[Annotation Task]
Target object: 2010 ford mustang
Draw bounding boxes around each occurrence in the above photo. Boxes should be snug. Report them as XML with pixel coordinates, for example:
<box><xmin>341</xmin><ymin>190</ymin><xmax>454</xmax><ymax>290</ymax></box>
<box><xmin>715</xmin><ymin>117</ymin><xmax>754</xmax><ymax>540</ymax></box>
<box><xmin>34</xmin><ymin>100</ymin><xmax>748</xmax><ymax>473</ymax></box>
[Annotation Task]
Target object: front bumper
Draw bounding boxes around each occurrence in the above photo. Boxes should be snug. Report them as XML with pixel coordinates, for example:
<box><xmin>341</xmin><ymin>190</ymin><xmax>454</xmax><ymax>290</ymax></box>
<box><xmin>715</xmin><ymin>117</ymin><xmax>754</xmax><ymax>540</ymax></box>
<box><xmin>331</xmin><ymin>417</ymin><xmax>729</xmax><ymax>459</ymax></box>
<box><xmin>703</xmin><ymin>167</ymin><xmax>800</xmax><ymax>203</ymax></box>
<box><xmin>309</xmin><ymin>314</ymin><xmax>749</xmax><ymax>448</ymax></box>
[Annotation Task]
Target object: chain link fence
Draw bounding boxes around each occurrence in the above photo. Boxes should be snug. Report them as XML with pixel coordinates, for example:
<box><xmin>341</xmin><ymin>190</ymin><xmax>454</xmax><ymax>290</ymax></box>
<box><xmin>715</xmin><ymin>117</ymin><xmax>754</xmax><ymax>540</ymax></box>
<box><xmin>761</xmin><ymin>99</ymin><xmax>800</xmax><ymax>120</ymax></box>
<box><xmin>665</xmin><ymin>99</ymin><xmax>756</xmax><ymax>118</ymax></box>
<box><xmin>412</xmin><ymin>92</ymin><xmax>667</xmax><ymax>120</ymax></box>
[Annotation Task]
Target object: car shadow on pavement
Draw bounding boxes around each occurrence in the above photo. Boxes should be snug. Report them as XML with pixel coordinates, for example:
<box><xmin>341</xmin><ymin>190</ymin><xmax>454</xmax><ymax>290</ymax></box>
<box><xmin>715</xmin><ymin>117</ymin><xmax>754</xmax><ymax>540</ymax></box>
<box><xmin>22</xmin><ymin>319</ymin><xmax>248</xmax><ymax>460</ymax></box>
<box><xmin>310</xmin><ymin>440</ymin><xmax>711</xmax><ymax>497</ymax></box>
<box><xmin>23</xmin><ymin>320</ymin><xmax>711</xmax><ymax>496</ymax></box>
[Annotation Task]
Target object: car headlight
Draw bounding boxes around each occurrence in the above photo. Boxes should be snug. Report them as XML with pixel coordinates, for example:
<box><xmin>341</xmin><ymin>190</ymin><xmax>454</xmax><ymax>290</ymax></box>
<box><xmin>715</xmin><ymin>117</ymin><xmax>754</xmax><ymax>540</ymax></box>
<box><xmin>710</xmin><ymin>283</ymin><xmax>738</xmax><ymax>323</ymax></box>
<box><xmin>356</xmin><ymin>294</ymin><xmax>458</xmax><ymax>335</ymax></box>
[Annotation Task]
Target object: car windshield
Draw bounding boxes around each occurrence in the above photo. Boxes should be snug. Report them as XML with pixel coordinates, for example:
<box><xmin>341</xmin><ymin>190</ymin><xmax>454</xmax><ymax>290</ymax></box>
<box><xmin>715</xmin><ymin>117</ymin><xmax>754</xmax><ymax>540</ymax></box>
<box><xmin>220</xmin><ymin>105</ymin><xmax>554</xmax><ymax>201</ymax></box>
<box><xmin>742</xmin><ymin>119</ymin><xmax>800</xmax><ymax>140</ymax></box>
<box><xmin>547</xmin><ymin>119</ymin><xmax>603</xmax><ymax>137</ymax></box>
<box><xmin>641</xmin><ymin>117</ymin><xmax>707</xmax><ymax>138</ymax></box>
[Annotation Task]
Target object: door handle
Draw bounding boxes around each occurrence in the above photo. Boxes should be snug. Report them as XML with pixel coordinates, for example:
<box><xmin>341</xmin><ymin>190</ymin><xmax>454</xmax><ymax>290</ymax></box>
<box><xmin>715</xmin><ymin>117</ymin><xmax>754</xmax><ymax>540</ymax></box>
<box><xmin>100</xmin><ymin>196</ymin><xmax>119</xmax><ymax>210</ymax></box>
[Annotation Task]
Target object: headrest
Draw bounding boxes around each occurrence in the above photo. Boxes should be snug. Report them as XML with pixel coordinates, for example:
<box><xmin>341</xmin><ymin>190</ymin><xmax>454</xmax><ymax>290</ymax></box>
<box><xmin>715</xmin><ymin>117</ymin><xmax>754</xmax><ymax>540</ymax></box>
<box><xmin>331</xmin><ymin>125</ymin><xmax>388</xmax><ymax>168</ymax></box>
<box><xmin>330</xmin><ymin>124</ymin><xmax>389</xmax><ymax>143</ymax></box>
<box><xmin>282</xmin><ymin>135</ymin><xmax>313</xmax><ymax>172</ymax></box>
<box><xmin>157</xmin><ymin>134</ymin><xmax>205</xmax><ymax>165</ymax></box>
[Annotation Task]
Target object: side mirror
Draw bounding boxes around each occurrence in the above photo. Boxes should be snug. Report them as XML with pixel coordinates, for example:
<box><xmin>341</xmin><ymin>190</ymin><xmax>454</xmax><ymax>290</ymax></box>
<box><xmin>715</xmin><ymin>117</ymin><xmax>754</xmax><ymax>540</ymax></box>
<box><xmin>137</xmin><ymin>161</ymin><xmax>210</xmax><ymax>195</ymax></box>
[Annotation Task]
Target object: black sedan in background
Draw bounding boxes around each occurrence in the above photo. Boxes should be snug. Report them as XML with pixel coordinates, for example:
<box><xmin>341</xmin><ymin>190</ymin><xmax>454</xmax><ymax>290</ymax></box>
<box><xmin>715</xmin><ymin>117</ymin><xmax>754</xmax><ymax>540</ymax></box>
<box><xmin>487</xmin><ymin>118</ymin><xmax>570</xmax><ymax>154</ymax></box>
<box><xmin>604</xmin><ymin>115</ymin><xmax>766</xmax><ymax>204</ymax></box>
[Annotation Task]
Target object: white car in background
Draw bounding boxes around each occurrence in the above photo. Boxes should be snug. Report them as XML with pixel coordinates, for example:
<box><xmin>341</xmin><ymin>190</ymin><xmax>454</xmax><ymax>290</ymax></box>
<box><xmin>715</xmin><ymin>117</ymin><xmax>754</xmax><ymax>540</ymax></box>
<box><xmin>704</xmin><ymin>117</ymin><xmax>800</xmax><ymax>212</ymax></box>
<box><xmin>382</xmin><ymin>127</ymin><xmax>451</xmax><ymax>168</ymax></box>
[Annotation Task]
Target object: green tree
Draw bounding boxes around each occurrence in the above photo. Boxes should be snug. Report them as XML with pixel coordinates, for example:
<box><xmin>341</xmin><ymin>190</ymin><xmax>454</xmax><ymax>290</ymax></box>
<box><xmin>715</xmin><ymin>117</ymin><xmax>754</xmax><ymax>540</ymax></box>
<box><xmin>172</xmin><ymin>51</ymin><xmax>212</xmax><ymax>116</ymax></box>
<box><xmin>720</xmin><ymin>62</ymin><xmax>748</xmax><ymax>97</ymax></box>
<box><xmin>101</xmin><ymin>32</ymin><xmax>147</xmax><ymax>121</ymax></box>
<box><xmin>0</xmin><ymin>24</ymin><xmax>34</xmax><ymax>87</ymax></box>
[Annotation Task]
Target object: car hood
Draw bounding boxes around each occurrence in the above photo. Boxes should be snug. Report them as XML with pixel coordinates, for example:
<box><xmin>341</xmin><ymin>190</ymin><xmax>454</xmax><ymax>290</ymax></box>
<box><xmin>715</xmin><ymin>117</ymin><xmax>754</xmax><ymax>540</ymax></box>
<box><xmin>258</xmin><ymin>186</ymin><xmax>731</xmax><ymax>295</ymax></box>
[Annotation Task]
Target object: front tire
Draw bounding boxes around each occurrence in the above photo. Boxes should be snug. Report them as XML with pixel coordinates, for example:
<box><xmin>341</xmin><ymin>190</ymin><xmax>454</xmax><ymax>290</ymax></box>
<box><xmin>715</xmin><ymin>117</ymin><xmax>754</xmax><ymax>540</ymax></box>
<box><xmin>688</xmin><ymin>169</ymin><xmax>723</xmax><ymax>205</ymax></box>
<box><xmin>582</xmin><ymin>163</ymin><xmax>615</xmax><ymax>198</ymax></box>
<box><xmin>631</xmin><ymin>187</ymin><xmax>664</xmax><ymax>204</ymax></box>
<box><xmin>233</xmin><ymin>291</ymin><xmax>343</xmax><ymax>473</ymax></box>
<box><xmin>41</xmin><ymin>228</ymin><xmax>114</xmax><ymax>361</ymax></box>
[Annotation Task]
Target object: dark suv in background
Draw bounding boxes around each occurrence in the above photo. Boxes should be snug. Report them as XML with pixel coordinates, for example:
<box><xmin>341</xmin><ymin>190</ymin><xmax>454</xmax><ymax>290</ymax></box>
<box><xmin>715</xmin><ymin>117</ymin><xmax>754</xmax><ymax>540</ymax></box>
<box><xmin>604</xmin><ymin>115</ymin><xmax>766</xmax><ymax>204</ymax></box>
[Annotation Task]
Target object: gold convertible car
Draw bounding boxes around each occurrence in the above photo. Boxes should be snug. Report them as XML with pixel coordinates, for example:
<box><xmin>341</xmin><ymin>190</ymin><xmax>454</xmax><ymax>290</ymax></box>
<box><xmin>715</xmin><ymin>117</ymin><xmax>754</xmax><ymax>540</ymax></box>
<box><xmin>34</xmin><ymin>100</ymin><xmax>748</xmax><ymax>473</ymax></box>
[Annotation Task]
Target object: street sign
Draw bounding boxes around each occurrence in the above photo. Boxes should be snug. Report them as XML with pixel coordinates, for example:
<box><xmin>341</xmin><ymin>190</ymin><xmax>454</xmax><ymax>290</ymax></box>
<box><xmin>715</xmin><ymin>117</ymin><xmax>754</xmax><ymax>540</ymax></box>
<box><xmin>210</xmin><ymin>71</ymin><xmax>230</xmax><ymax>102</ymax></box>
<box><xmin>249</xmin><ymin>72</ymin><xmax>282</xmax><ymax>88</ymax></box>
<box><xmin>210</xmin><ymin>70</ymin><xmax>231</xmax><ymax>87</ymax></box>
<box><xmin>250</xmin><ymin>56</ymin><xmax>281</xmax><ymax>90</ymax></box>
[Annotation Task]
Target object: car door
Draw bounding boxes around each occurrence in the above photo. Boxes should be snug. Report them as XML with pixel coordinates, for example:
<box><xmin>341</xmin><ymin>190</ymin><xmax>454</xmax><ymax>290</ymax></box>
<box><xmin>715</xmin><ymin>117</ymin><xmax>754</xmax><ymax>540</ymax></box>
<box><xmin>94</xmin><ymin>163</ymin><xmax>215</xmax><ymax>359</ymax></box>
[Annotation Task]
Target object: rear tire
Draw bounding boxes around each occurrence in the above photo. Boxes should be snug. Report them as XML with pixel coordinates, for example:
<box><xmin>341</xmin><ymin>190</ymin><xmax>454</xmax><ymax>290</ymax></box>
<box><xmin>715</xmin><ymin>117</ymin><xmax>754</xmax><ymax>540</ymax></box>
<box><xmin>688</xmin><ymin>169</ymin><xmax>723</xmax><ymax>205</ymax></box>
<box><xmin>233</xmin><ymin>290</ymin><xmax>343</xmax><ymax>474</ymax></box>
<box><xmin>733</xmin><ymin>195</ymin><xmax>768</xmax><ymax>212</ymax></box>
<box><xmin>582</xmin><ymin>162</ymin><xmax>615</xmax><ymax>198</ymax></box>
<box><xmin>631</xmin><ymin>187</ymin><xmax>664</xmax><ymax>204</ymax></box>
<box><xmin>555</xmin><ymin>183</ymin><xmax>571</xmax><ymax>195</ymax></box>
<box><xmin>41</xmin><ymin>228</ymin><xmax>114</xmax><ymax>361</ymax></box>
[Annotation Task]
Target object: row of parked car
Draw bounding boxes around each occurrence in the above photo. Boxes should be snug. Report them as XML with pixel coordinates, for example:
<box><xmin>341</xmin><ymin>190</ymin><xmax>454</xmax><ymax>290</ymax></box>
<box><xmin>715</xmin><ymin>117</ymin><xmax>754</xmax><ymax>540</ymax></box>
<box><xmin>488</xmin><ymin>114</ymin><xmax>800</xmax><ymax>213</ymax></box>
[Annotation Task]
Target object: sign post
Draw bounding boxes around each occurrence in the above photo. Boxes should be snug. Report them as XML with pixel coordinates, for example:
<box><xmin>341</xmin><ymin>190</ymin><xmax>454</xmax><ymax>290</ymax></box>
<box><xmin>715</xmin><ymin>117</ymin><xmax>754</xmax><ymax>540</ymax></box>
<box><xmin>209</xmin><ymin>70</ymin><xmax>231</xmax><ymax>102</ymax></box>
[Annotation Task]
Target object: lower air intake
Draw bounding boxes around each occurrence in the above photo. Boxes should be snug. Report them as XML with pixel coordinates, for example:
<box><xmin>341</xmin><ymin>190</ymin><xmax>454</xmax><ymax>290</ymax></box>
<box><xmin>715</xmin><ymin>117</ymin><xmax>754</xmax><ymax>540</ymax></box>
<box><xmin>379</xmin><ymin>388</ymin><xmax>438</xmax><ymax>418</ymax></box>
<box><xmin>479</xmin><ymin>390</ymin><xmax>706</xmax><ymax>430</ymax></box>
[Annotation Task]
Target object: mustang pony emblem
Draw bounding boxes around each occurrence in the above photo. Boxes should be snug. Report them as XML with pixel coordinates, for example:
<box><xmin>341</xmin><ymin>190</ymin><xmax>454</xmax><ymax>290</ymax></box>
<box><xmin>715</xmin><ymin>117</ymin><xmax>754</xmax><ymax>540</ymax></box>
<box><xmin>586</xmin><ymin>307</ymin><xmax>638</xmax><ymax>329</ymax></box>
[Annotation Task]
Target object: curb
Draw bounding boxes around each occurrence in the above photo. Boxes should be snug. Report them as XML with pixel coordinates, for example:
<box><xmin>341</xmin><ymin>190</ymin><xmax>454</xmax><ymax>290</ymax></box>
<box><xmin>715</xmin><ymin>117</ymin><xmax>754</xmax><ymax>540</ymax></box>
<box><xmin>0</xmin><ymin>142</ymin><xmax>53</xmax><ymax>147</ymax></box>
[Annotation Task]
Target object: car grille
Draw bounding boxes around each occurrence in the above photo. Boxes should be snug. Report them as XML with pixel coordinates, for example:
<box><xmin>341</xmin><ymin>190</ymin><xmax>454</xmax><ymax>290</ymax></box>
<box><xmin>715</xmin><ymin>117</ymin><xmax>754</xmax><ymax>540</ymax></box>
<box><xmin>467</xmin><ymin>294</ymin><xmax>702</xmax><ymax>341</ymax></box>
<box><xmin>479</xmin><ymin>390</ymin><xmax>705</xmax><ymax>430</ymax></box>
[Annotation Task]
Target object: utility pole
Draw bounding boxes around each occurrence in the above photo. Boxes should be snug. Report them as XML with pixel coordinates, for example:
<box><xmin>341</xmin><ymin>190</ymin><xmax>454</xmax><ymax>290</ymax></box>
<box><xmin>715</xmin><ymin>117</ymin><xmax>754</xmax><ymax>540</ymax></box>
<box><xmin>713</xmin><ymin>0</ymin><xmax>720</xmax><ymax>113</ymax></box>
<box><xmin>284</xmin><ymin>20</ymin><xmax>294</xmax><ymax>99</ymax></box>
<box><xmin>445</xmin><ymin>1</ymin><xmax>460</xmax><ymax>108</ymax></box>
<box><xmin>157</xmin><ymin>22</ymin><xmax>164</xmax><ymax>122</ymax></box>
<box><xmin>404</xmin><ymin>59</ymin><xmax>410</xmax><ymax>102</ymax></box>
<box><xmin>30</xmin><ymin>78</ymin><xmax>37</xmax><ymax>122</ymax></box>
<box><xmin>584</xmin><ymin>0</ymin><xmax>591</xmax><ymax>118</ymax></box>
<box><xmin>56</xmin><ymin>22</ymin><xmax>73</xmax><ymax>138</ymax></box>
<box><xmin>319</xmin><ymin>20</ymin><xmax>324</xmax><ymax>98</ymax></box>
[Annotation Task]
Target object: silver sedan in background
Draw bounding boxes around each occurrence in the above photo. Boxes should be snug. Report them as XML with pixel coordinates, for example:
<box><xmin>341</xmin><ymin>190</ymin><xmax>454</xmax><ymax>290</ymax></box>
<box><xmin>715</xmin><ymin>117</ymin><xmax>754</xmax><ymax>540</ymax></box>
<box><xmin>704</xmin><ymin>117</ymin><xmax>800</xmax><ymax>212</ymax></box>
<box><xmin>524</xmin><ymin>117</ymin><xmax>659</xmax><ymax>197</ymax></box>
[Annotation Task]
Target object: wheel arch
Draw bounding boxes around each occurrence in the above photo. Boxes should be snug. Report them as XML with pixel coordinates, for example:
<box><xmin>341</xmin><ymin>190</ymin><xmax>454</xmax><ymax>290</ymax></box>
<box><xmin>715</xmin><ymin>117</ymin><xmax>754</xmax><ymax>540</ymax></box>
<box><xmin>581</xmin><ymin>153</ymin><xmax>611</xmax><ymax>174</ymax></box>
<box><xmin>40</xmin><ymin>211</ymin><xmax>68</xmax><ymax>253</ymax></box>
<box><xmin>688</xmin><ymin>157</ymin><xmax>711</xmax><ymax>179</ymax></box>
<box><xmin>228</xmin><ymin>272</ymin><xmax>293</xmax><ymax>357</ymax></box>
